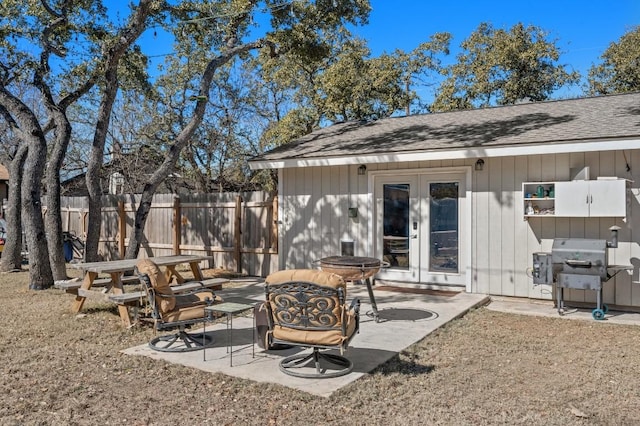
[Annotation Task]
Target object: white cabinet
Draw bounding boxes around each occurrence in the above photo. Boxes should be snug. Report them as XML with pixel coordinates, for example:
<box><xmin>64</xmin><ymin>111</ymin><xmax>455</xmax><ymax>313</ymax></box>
<box><xmin>523</xmin><ymin>179</ymin><xmax>627</xmax><ymax>219</ymax></box>
<box><xmin>554</xmin><ymin>179</ymin><xmax>626</xmax><ymax>217</ymax></box>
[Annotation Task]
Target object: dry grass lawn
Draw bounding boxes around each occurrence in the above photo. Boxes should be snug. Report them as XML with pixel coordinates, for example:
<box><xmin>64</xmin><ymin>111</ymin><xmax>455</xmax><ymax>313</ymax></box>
<box><xmin>2</xmin><ymin>266</ymin><xmax>640</xmax><ymax>425</ymax></box>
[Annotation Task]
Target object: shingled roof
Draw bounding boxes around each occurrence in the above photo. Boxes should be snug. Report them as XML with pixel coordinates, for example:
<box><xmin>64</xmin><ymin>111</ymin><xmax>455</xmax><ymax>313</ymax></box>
<box><xmin>250</xmin><ymin>92</ymin><xmax>640</xmax><ymax>168</ymax></box>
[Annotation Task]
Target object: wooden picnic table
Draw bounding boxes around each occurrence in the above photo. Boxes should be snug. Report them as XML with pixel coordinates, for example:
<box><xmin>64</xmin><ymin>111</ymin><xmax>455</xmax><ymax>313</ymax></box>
<box><xmin>69</xmin><ymin>255</ymin><xmax>214</xmax><ymax>327</ymax></box>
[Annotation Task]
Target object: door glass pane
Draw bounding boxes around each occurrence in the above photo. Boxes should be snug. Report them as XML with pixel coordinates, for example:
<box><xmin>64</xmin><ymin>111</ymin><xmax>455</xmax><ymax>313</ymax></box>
<box><xmin>430</xmin><ymin>182</ymin><xmax>458</xmax><ymax>273</ymax></box>
<box><xmin>382</xmin><ymin>184</ymin><xmax>410</xmax><ymax>269</ymax></box>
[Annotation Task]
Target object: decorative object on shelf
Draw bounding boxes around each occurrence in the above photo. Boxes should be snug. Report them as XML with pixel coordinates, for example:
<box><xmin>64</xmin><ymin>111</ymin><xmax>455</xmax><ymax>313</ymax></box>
<box><xmin>523</xmin><ymin>181</ymin><xmax>557</xmax><ymax>219</ymax></box>
<box><xmin>526</xmin><ymin>202</ymin><xmax>534</xmax><ymax>215</ymax></box>
<box><xmin>549</xmin><ymin>185</ymin><xmax>554</xmax><ymax>198</ymax></box>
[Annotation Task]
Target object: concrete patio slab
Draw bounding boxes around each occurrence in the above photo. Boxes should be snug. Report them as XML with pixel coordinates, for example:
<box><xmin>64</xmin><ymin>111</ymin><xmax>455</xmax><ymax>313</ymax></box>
<box><xmin>122</xmin><ymin>280</ymin><xmax>490</xmax><ymax>397</ymax></box>
<box><xmin>487</xmin><ymin>296</ymin><xmax>640</xmax><ymax>326</ymax></box>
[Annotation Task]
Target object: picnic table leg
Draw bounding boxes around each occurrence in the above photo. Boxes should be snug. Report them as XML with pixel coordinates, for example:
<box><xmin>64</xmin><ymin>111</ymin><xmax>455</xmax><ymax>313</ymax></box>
<box><xmin>164</xmin><ymin>265</ymin><xmax>186</xmax><ymax>284</ymax></box>
<box><xmin>189</xmin><ymin>261</ymin><xmax>204</xmax><ymax>281</ymax></box>
<box><xmin>109</xmin><ymin>272</ymin><xmax>133</xmax><ymax>327</ymax></box>
<box><xmin>71</xmin><ymin>271</ymin><xmax>97</xmax><ymax>314</ymax></box>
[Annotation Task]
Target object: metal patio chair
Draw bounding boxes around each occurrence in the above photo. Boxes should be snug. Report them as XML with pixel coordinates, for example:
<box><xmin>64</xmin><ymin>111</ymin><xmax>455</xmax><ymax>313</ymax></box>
<box><xmin>135</xmin><ymin>259</ymin><xmax>222</xmax><ymax>352</ymax></box>
<box><xmin>264</xmin><ymin>269</ymin><xmax>360</xmax><ymax>378</ymax></box>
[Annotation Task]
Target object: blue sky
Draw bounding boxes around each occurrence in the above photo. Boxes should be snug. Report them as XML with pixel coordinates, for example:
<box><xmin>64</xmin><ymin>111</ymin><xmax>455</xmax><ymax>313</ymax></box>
<box><xmin>351</xmin><ymin>0</ymin><xmax>640</xmax><ymax>98</ymax></box>
<box><xmin>129</xmin><ymin>0</ymin><xmax>639</xmax><ymax>100</ymax></box>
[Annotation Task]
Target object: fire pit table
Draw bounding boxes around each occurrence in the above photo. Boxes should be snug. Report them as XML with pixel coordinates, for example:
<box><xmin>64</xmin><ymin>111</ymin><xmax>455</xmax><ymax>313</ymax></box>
<box><xmin>314</xmin><ymin>256</ymin><xmax>384</xmax><ymax>322</ymax></box>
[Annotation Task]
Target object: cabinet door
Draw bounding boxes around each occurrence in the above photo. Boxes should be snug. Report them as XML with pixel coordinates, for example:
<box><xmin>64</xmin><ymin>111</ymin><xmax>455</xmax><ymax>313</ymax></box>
<box><xmin>589</xmin><ymin>180</ymin><xmax>626</xmax><ymax>217</ymax></box>
<box><xmin>554</xmin><ymin>181</ymin><xmax>589</xmax><ymax>217</ymax></box>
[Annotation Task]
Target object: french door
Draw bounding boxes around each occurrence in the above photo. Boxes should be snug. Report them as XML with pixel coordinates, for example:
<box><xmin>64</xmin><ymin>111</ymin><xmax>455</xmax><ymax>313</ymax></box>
<box><xmin>375</xmin><ymin>172</ymin><xmax>467</xmax><ymax>286</ymax></box>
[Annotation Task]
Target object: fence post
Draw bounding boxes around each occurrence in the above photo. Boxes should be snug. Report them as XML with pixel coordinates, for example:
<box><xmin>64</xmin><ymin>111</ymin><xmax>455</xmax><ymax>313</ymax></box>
<box><xmin>118</xmin><ymin>199</ymin><xmax>126</xmax><ymax>259</ymax></box>
<box><xmin>81</xmin><ymin>210</ymin><xmax>88</xmax><ymax>238</ymax></box>
<box><xmin>173</xmin><ymin>195</ymin><xmax>181</xmax><ymax>255</ymax></box>
<box><xmin>234</xmin><ymin>195</ymin><xmax>243</xmax><ymax>273</ymax></box>
<box><xmin>65</xmin><ymin>204</ymin><xmax>71</xmax><ymax>231</ymax></box>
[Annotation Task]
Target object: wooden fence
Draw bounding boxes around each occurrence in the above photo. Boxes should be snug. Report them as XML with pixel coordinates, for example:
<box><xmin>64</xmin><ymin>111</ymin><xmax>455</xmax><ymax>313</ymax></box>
<box><xmin>54</xmin><ymin>191</ymin><xmax>278</xmax><ymax>277</ymax></box>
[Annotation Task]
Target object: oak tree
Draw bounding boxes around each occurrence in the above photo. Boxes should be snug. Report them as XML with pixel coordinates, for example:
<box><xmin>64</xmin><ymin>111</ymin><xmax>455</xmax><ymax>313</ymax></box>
<box><xmin>587</xmin><ymin>26</ymin><xmax>640</xmax><ymax>95</ymax></box>
<box><xmin>431</xmin><ymin>22</ymin><xmax>579</xmax><ymax>111</ymax></box>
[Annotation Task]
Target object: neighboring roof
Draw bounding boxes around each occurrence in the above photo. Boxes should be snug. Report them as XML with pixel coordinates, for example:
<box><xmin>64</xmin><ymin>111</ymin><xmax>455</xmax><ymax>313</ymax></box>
<box><xmin>0</xmin><ymin>164</ymin><xmax>8</xmax><ymax>180</ymax></box>
<box><xmin>250</xmin><ymin>92</ymin><xmax>640</xmax><ymax>169</ymax></box>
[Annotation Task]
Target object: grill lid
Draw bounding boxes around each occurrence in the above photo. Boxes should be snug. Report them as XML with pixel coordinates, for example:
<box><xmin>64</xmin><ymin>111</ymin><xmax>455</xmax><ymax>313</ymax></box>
<box><xmin>551</xmin><ymin>238</ymin><xmax>607</xmax><ymax>263</ymax></box>
<box><xmin>551</xmin><ymin>238</ymin><xmax>608</xmax><ymax>277</ymax></box>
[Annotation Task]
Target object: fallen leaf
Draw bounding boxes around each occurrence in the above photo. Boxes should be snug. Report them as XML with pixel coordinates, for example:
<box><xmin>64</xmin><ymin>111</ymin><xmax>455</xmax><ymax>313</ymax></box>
<box><xmin>569</xmin><ymin>406</ymin><xmax>589</xmax><ymax>418</ymax></box>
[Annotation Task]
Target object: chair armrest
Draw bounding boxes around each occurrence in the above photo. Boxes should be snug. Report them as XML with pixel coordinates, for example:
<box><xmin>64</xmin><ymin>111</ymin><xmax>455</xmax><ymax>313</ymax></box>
<box><xmin>175</xmin><ymin>288</ymin><xmax>216</xmax><ymax>297</ymax></box>
<box><xmin>170</xmin><ymin>278</ymin><xmax>227</xmax><ymax>293</ymax></box>
<box><xmin>153</xmin><ymin>288</ymin><xmax>218</xmax><ymax>305</ymax></box>
<box><xmin>348</xmin><ymin>298</ymin><xmax>361</xmax><ymax>315</ymax></box>
<box><xmin>174</xmin><ymin>289</ymin><xmax>218</xmax><ymax>304</ymax></box>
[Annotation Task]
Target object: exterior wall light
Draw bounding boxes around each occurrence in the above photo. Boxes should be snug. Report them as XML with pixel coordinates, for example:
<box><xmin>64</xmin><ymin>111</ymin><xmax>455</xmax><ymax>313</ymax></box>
<box><xmin>358</xmin><ymin>165</ymin><xmax>367</xmax><ymax>175</ymax></box>
<box><xmin>475</xmin><ymin>159</ymin><xmax>485</xmax><ymax>171</ymax></box>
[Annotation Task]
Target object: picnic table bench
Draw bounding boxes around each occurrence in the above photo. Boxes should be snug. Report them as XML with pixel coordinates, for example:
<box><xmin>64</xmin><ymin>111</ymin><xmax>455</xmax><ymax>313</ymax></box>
<box><xmin>55</xmin><ymin>275</ymin><xmax>140</xmax><ymax>292</ymax></box>
<box><xmin>69</xmin><ymin>278</ymin><xmax>228</xmax><ymax>306</ymax></box>
<box><xmin>55</xmin><ymin>276</ymin><xmax>226</xmax><ymax>295</ymax></box>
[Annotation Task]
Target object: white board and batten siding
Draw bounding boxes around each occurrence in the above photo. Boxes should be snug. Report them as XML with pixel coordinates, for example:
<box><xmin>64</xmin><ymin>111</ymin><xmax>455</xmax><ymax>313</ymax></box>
<box><xmin>279</xmin><ymin>164</ymin><xmax>363</xmax><ymax>269</ymax></box>
<box><xmin>279</xmin><ymin>149</ymin><xmax>640</xmax><ymax>308</ymax></box>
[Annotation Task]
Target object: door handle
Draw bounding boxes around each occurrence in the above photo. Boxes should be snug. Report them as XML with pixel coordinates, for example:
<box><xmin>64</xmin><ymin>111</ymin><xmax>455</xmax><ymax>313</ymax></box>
<box><xmin>411</xmin><ymin>234</ymin><xmax>418</xmax><ymax>239</ymax></box>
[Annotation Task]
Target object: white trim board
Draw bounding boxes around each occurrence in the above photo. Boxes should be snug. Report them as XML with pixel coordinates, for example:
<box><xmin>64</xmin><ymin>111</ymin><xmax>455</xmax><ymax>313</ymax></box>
<box><xmin>249</xmin><ymin>138</ymin><xmax>640</xmax><ymax>170</ymax></box>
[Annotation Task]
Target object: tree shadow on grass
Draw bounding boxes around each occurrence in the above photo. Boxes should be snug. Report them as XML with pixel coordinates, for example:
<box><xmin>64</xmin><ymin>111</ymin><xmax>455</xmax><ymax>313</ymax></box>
<box><xmin>83</xmin><ymin>304</ymin><xmax>120</xmax><ymax>315</ymax></box>
<box><xmin>373</xmin><ymin>353</ymin><xmax>436</xmax><ymax>376</ymax></box>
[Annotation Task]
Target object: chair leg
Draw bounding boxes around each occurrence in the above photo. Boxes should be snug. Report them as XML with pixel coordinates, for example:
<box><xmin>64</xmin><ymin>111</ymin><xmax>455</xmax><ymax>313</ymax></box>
<box><xmin>149</xmin><ymin>329</ymin><xmax>216</xmax><ymax>353</ymax></box>
<box><xmin>279</xmin><ymin>348</ymin><xmax>353</xmax><ymax>379</ymax></box>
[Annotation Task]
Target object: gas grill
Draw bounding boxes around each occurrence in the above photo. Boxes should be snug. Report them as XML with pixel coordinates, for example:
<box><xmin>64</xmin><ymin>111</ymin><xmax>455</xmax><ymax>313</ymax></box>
<box><xmin>532</xmin><ymin>226</ymin><xmax>632</xmax><ymax>320</ymax></box>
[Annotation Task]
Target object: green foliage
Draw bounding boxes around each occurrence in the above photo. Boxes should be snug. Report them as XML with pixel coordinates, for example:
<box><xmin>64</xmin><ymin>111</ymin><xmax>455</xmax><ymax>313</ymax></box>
<box><xmin>256</xmin><ymin>29</ymin><xmax>451</xmax><ymax>153</ymax></box>
<box><xmin>262</xmin><ymin>107</ymin><xmax>318</xmax><ymax>148</ymax></box>
<box><xmin>318</xmin><ymin>40</ymin><xmax>407</xmax><ymax>121</ymax></box>
<box><xmin>0</xmin><ymin>0</ymin><xmax>109</xmax><ymax>84</ymax></box>
<box><xmin>431</xmin><ymin>22</ymin><xmax>579</xmax><ymax>111</ymax></box>
<box><xmin>587</xmin><ymin>26</ymin><xmax>640</xmax><ymax>95</ymax></box>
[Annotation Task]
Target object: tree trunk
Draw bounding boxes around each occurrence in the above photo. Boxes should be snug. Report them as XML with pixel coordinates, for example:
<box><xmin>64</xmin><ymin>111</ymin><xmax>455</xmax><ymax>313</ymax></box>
<box><xmin>124</xmin><ymin>189</ymin><xmax>153</xmax><ymax>260</ymax></box>
<box><xmin>84</xmin><ymin>148</ymin><xmax>105</xmax><ymax>263</ymax></box>
<box><xmin>0</xmin><ymin>143</ymin><xmax>27</xmax><ymax>272</ymax></box>
<box><xmin>85</xmin><ymin>61</ymin><xmax>121</xmax><ymax>263</ymax></box>
<box><xmin>83</xmin><ymin>0</ymin><xmax>157</xmax><ymax>262</ymax></box>
<box><xmin>124</xmin><ymin>41</ymin><xmax>268</xmax><ymax>258</ymax></box>
<box><xmin>22</xmin><ymin>133</ymin><xmax>54</xmax><ymax>290</ymax></box>
<box><xmin>0</xmin><ymin>88</ymin><xmax>53</xmax><ymax>288</ymax></box>
<box><xmin>45</xmin><ymin>115</ymin><xmax>73</xmax><ymax>279</ymax></box>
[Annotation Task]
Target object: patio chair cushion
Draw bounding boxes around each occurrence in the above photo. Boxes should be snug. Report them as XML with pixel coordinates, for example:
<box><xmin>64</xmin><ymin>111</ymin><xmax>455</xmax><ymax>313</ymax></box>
<box><xmin>136</xmin><ymin>259</ymin><xmax>176</xmax><ymax>314</ymax></box>
<box><xmin>271</xmin><ymin>313</ymin><xmax>357</xmax><ymax>346</ymax></box>
<box><xmin>266</xmin><ymin>268</ymin><xmax>345</xmax><ymax>289</ymax></box>
<box><xmin>161</xmin><ymin>304</ymin><xmax>210</xmax><ymax>323</ymax></box>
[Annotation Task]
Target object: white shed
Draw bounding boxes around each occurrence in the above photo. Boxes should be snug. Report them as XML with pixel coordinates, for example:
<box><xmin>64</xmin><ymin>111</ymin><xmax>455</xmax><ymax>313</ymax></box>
<box><xmin>249</xmin><ymin>92</ymin><xmax>640</xmax><ymax>310</ymax></box>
